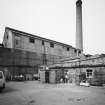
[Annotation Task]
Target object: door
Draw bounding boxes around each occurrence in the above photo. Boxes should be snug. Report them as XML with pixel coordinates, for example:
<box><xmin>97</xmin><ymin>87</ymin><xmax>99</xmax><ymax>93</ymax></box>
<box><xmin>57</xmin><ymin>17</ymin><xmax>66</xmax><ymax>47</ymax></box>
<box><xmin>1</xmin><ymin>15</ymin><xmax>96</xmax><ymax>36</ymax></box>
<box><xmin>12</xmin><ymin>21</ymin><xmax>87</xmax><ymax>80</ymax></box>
<box><xmin>45</xmin><ymin>71</ymin><xmax>49</xmax><ymax>83</ymax></box>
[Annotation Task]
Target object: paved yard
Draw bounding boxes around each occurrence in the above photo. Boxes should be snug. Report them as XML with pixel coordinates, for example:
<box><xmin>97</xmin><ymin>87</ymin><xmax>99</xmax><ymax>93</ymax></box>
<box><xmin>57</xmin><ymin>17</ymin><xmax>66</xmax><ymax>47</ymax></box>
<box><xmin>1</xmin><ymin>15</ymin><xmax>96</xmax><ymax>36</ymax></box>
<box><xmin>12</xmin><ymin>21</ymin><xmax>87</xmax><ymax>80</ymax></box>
<box><xmin>0</xmin><ymin>81</ymin><xmax>105</xmax><ymax>105</ymax></box>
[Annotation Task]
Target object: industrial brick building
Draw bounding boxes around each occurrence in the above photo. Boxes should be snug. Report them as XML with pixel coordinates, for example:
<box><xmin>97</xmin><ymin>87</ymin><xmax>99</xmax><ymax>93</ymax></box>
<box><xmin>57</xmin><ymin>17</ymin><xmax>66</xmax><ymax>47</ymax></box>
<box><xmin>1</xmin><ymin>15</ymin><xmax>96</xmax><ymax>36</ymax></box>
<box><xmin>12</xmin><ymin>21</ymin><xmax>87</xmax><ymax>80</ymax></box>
<box><xmin>1</xmin><ymin>26</ymin><xmax>82</xmax><ymax>79</ymax></box>
<box><xmin>1</xmin><ymin>0</ymin><xmax>105</xmax><ymax>85</ymax></box>
<box><xmin>49</xmin><ymin>54</ymin><xmax>105</xmax><ymax>85</ymax></box>
<box><xmin>1</xmin><ymin>0</ymin><xmax>83</xmax><ymax>78</ymax></box>
<box><xmin>3</xmin><ymin>27</ymin><xmax>82</xmax><ymax>62</ymax></box>
<box><xmin>39</xmin><ymin>0</ymin><xmax>105</xmax><ymax>85</ymax></box>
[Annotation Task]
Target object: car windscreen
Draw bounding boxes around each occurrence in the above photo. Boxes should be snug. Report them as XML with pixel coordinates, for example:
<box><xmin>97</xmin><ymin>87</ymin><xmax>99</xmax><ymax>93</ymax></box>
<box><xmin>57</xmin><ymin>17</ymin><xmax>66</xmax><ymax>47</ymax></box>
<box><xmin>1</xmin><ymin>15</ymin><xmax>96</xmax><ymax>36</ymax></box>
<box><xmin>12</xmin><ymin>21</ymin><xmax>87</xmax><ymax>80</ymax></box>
<box><xmin>0</xmin><ymin>72</ymin><xmax>3</xmax><ymax>79</ymax></box>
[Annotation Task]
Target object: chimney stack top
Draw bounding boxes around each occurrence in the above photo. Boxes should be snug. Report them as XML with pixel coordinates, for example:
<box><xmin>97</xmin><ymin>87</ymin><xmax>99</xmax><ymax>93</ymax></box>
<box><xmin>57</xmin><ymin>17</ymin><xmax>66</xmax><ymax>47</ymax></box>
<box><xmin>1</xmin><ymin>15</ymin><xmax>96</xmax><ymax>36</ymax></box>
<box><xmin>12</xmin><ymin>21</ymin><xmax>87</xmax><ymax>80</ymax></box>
<box><xmin>76</xmin><ymin>0</ymin><xmax>82</xmax><ymax>7</ymax></box>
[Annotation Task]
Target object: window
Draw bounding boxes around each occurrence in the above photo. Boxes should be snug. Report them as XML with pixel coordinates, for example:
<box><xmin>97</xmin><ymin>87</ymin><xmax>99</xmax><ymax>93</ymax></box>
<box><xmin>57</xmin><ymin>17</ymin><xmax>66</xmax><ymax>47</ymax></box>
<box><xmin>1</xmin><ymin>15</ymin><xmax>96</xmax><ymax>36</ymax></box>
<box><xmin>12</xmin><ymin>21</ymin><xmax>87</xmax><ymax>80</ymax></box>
<box><xmin>29</xmin><ymin>37</ymin><xmax>35</xmax><ymax>43</ymax></box>
<box><xmin>67</xmin><ymin>47</ymin><xmax>69</xmax><ymax>51</ymax></box>
<box><xmin>86</xmin><ymin>69</ymin><xmax>93</xmax><ymax>78</ymax></box>
<box><xmin>50</xmin><ymin>43</ymin><xmax>54</xmax><ymax>48</ymax></box>
<box><xmin>15</xmin><ymin>39</ymin><xmax>19</xmax><ymax>45</ymax></box>
<box><xmin>42</xmin><ymin>40</ymin><xmax>44</xmax><ymax>45</ymax></box>
<box><xmin>78</xmin><ymin>50</ymin><xmax>81</xmax><ymax>54</ymax></box>
<box><xmin>7</xmin><ymin>34</ymin><xmax>8</xmax><ymax>39</ymax></box>
<box><xmin>74</xmin><ymin>49</ymin><xmax>77</xmax><ymax>53</ymax></box>
<box><xmin>14</xmin><ymin>36</ymin><xmax>21</xmax><ymax>48</ymax></box>
<box><xmin>0</xmin><ymin>72</ymin><xmax>3</xmax><ymax>79</ymax></box>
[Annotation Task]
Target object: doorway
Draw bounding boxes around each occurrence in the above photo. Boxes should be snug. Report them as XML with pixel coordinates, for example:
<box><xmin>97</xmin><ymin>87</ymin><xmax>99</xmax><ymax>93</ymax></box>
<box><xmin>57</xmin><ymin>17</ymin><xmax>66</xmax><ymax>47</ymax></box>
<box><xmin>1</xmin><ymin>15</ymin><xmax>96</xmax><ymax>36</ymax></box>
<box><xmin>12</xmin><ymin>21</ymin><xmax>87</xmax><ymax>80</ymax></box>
<box><xmin>80</xmin><ymin>72</ymin><xmax>86</xmax><ymax>82</ymax></box>
<box><xmin>45</xmin><ymin>71</ymin><xmax>49</xmax><ymax>83</ymax></box>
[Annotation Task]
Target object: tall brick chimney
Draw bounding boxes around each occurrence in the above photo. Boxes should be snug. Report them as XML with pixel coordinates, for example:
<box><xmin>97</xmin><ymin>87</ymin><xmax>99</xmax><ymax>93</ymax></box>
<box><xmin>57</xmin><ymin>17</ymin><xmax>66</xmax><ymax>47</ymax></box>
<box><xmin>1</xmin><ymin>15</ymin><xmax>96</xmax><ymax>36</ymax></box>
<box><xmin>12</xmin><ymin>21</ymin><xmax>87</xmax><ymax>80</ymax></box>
<box><xmin>76</xmin><ymin>0</ymin><xmax>83</xmax><ymax>51</ymax></box>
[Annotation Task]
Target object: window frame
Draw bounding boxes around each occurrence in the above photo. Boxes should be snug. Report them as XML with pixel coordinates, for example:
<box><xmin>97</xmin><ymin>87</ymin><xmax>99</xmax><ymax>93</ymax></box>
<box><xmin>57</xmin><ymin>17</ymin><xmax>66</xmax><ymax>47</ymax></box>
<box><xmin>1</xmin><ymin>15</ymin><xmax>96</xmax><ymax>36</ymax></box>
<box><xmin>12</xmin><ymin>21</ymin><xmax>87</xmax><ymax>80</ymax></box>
<box><xmin>15</xmin><ymin>39</ymin><xmax>19</xmax><ymax>45</ymax></box>
<box><xmin>67</xmin><ymin>47</ymin><xmax>70</xmax><ymax>51</ymax></box>
<box><xmin>78</xmin><ymin>50</ymin><xmax>81</xmax><ymax>54</ymax></box>
<box><xmin>29</xmin><ymin>37</ymin><xmax>35</xmax><ymax>43</ymax></box>
<box><xmin>42</xmin><ymin>40</ymin><xmax>44</xmax><ymax>46</ymax></box>
<box><xmin>86</xmin><ymin>69</ymin><xmax>93</xmax><ymax>78</ymax></box>
<box><xmin>74</xmin><ymin>49</ymin><xmax>77</xmax><ymax>53</ymax></box>
<box><xmin>50</xmin><ymin>43</ymin><xmax>54</xmax><ymax>48</ymax></box>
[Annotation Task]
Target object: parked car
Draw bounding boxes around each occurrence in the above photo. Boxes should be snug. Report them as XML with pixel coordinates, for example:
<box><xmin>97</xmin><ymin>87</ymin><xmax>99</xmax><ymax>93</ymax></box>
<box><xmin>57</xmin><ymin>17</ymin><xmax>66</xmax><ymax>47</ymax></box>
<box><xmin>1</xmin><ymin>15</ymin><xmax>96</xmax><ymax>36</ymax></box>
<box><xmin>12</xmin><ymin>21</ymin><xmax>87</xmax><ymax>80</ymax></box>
<box><xmin>80</xmin><ymin>81</ymin><xmax>90</xmax><ymax>87</ymax></box>
<box><xmin>32</xmin><ymin>74</ymin><xmax>39</xmax><ymax>80</ymax></box>
<box><xmin>90</xmin><ymin>78</ymin><xmax>103</xmax><ymax>86</ymax></box>
<box><xmin>0</xmin><ymin>71</ymin><xmax>5</xmax><ymax>90</ymax></box>
<box><xmin>12</xmin><ymin>74</ymin><xmax>25</xmax><ymax>81</ymax></box>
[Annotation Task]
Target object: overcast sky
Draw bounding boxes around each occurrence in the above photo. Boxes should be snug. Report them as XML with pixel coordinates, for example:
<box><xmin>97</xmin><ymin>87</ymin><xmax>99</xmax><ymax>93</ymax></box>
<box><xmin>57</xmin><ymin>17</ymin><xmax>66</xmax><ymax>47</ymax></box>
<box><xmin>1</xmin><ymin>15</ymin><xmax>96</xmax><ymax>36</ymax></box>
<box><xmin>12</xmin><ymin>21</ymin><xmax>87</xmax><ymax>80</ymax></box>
<box><xmin>0</xmin><ymin>0</ymin><xmax>105</xmax><ymax>55</ymax></box>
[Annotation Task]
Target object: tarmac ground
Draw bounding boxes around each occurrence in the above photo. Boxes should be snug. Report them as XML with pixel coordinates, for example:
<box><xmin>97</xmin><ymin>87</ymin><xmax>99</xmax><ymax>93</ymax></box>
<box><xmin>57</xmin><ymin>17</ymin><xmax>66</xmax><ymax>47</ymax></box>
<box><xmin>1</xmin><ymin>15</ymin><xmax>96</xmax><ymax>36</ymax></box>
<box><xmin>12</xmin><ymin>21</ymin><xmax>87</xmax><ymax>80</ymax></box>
<box><xmin>0</xmin><ymin>81</ymin><xmax>105</xmax><ymax>105</ymax></box>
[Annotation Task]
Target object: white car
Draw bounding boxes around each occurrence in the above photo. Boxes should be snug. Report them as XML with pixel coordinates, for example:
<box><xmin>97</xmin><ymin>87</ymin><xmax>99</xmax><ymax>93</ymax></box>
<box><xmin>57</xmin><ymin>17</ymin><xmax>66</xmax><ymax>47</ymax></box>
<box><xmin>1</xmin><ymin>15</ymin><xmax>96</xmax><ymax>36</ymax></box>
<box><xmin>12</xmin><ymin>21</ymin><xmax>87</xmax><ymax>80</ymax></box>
<box><xmin>0</xmin><ymin>71</ymin><xmax>5</xmax><ymax>90</ymax></box>
<box><xmin>80</xmin><ymin>81</ymin><xmax>90</xmax><ymax>87</ymax></box>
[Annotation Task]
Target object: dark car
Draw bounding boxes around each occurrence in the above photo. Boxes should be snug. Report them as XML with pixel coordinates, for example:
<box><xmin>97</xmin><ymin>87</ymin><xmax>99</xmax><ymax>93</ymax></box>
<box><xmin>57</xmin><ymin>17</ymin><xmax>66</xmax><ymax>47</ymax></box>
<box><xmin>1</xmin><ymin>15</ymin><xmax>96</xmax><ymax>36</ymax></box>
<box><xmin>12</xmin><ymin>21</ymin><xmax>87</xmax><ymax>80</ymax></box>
<box><xmin>32</xmin><ymin>74</ymin><xmax>39</xmax><ymax>80</ymax></box>
<box><xmin>90</xmin><ymin>78</ymin><xmax>103</xmax><ymax>86</ymax></box>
